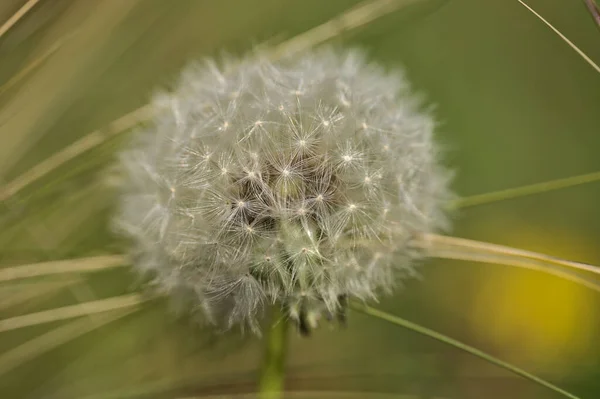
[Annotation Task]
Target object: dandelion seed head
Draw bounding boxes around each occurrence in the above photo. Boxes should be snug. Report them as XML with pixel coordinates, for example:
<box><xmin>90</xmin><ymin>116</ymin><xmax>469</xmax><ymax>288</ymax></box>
<box><xmin>115</xmin><ymin>47</ymin><xmax>453</xmax><ymax>334</ymax></box>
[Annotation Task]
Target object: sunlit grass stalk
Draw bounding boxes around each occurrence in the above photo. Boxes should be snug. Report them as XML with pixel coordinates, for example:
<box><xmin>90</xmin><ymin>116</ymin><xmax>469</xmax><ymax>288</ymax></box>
<box><xmin>0</xmin><ymin>0</ymin><xmax>420</xmax><ymax>203</ymax></box>
<box><xmin>0</xmin><ymin>307</ymin><xmax>135</xmax><ymax>377</ymax></box>
<box><xmin>0</xmin><ymin>293</ymin><xmax>144</xmax><ymax>333</ymax></box>
<box><xmin>0</xmin><ymin>278</ymin><xmax>81</xmax><ymax>311</ymax></box>
<box><xmin>0</xmin><ymin>104</ymin><xmax>153</xmax><ymax>202</ymax></box>
<box><xmin>0</xmin><ymin>34</ymin><xmax>68</xmax><ymax>96</ymax></box>
<box><xmin>417</xmin><ymin>233</ymin><xmax>600</xmax><ymax>275</ymax></box>
<box><xmin>427</xmin><ymin>248</ymin><xmax>600</xmax><ymax>293</ymax></box>
<box><xmin>0</xmin><ymin>0</ymin><xmax>41</xmax><ymax>39</ymax></box>
<box><xmin>0</xmin><ymin>255</ymin><xmax>125</xmax><ymax>282</ymax></box>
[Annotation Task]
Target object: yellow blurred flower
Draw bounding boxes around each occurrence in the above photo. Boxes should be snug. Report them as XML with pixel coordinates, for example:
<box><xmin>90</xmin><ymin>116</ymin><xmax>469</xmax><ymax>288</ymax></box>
<box><xmin>468</xmin><ymin>226</ymin><xmax>599</xmax><ymax>374</ymax></box>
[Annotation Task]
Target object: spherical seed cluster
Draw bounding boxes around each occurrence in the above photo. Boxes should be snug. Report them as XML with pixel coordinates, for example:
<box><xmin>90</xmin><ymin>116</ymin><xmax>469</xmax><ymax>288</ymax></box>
<box><xmin>116</xmin><ymin>48</ymin><xmax>452</xmax><ymax>334</ymax></box>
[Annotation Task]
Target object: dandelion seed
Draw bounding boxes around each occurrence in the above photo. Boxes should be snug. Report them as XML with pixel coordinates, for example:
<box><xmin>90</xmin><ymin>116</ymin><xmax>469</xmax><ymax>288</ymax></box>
<box><xmin>115</xmin><ymin>47</ymin><xmax>452</xmax><ymax>334</ymax></box>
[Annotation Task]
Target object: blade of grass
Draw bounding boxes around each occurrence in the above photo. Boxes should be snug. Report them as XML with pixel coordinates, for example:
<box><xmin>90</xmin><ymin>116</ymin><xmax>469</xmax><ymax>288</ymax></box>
<box><xmin>0</xmin><ymin>0</ymin><xmax>42</xmax><ymax>39</ymax></box>
<box><xmin>0</xmin><ymin>0</ymin><xmax>420</xmax><ymax>202</ymax></box>
<box><xmin>0</xmin><ymin>255</ymin><xmax>126</xmax><ymax>283</ymax></box>
<box><xmin>351</xmin><ymin>302</ymin><xmax>579</xmax><ymax>399</ymax></box>
<box><xmin>268</xmin><ymin>0</ymin><xmax>422</xmax><ymax>58</ymax></box>
<box><xmin>426</xmin><ymin>248</ymin><xmax>600</xmax><ymax>293</ymax></box>
<box><xmin>0</xmin><ymin>104</ymin><xmax>153</xmax><ymax>202</ymax></box>
<box><xmin>517</xmin><ymin>0</ymin><xmax>600</xmax><ymax>74</ymax></box>
<box><xmin>39</xmin><ymin>180</ymin><xmax>114</xmax><ymax>247</ymax></box>
<box><xmin>0</xmin><ymin>278</ymin><xmax>80</xmax><ymax>310</ymax></box>
<box><xmin>0</xmin><ymin>29</ymin><xmax>76</xmax><ymax>96</ymax></box>
<box><xmin>0</xmin><ymin>178</ymin><xmax>105</xmax><ymax>250</ymax></box>
<box><xmin>584</xmin><ymin>0</ymin><xmax>600</xmax><ymax>31</ymax></box>
<box><xmin>418</xmin><ymin>233</ymin><xmax>600</xmax><ymax>276</ymax></box>
<box><xmin>177</xmin><ymin>393</ymin><xmax>445</xmax><ymax>399</ymax></box>
<box><xmin>451</xmin><ymin>170</ymin><xmax>600</xmax><ymax>209</ymax></box>
<box><xmin>0</xmin><ymin>293</ymin><xmax>146</xmax><ymax>333</ymax></box>
<box><xmin>0</xmin><ymin>307</ymin><xmax>136</xmax><ymax>377</ymax></box>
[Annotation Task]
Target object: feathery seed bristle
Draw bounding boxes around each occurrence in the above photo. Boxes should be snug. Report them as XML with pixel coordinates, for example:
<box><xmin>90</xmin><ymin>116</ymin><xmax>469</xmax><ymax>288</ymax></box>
<box><xmin>115</xmin><ymin>47</ymin><xmax>453</xmax><ymax>334</ymax></box>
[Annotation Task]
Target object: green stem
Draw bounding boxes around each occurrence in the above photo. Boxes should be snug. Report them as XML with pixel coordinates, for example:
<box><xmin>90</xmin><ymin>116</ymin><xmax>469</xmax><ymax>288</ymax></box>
<box><xmin>258</xmin><ymin>305</ymin><xmax>289</xmax><ymax>399</ymax></box>
<box><xmin>350</xmin><ymin>302</ymin><xmax>579</xmax><ymax>399</ymax></box>
<box><xmin>451</xmin><ymin>170</ymin><xmax>600</xmax><ymax>209</ymax></box>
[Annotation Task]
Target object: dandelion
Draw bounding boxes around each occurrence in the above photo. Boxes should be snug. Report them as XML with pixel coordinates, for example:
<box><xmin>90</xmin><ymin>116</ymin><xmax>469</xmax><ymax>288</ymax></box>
<box><xmin>4</xmin><ymin>1</ymin><xmax>600</xmax><ymax>398</ymax></box>
<box><xmin>115</xmin><ymin>47</ymin><xmax>453</xmax><ymax>335</ymax></box>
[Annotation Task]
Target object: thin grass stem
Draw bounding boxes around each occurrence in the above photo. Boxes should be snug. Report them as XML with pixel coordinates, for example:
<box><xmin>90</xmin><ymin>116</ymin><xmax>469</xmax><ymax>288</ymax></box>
<box><xmin>0</xmin><ymin>293</ymin><xmax>145</xmax><ymax>333</ymax></box>
<box><xmin>0</xmin><ymin>105</ymin><xmax>153</xmax><ymax>202</ymax></box>
<box><xmin>0</xmin><ymin>0</ymin><xmax>42</xmax><ymax>39</ymax></box>
<box><xmin>351</xmin><ymin>302</ymin><xmax>579</xmax><ymax>399</ymax></box>
<box><xmin>584</xmin><ymin>0</ymin><xmax>600</xmax><ymax>30</ymax></box>
<box><xmin>517</xmin><ymin>0</ymin><xmax>600</xmax><ymax>74</ymax></box>
<box><xmin>268</xmin><ymin>0</ymin><xmax>422</xmax><ymax>58</ymax></box>
<box><xmin>452</xmin><ymin>170</ymin><xmax>600</xmax><ymax>209</ymax></box>
<box><xmin>0</xmin><ymin>308</ymin><xmax>136</xmax><ymax>376</ymax></box>
<box><xmin>427</xmin><ymin>248</ymin><xmax>600</xmax><ymax>293</ymax></box>
<box><xmin>0</xmin><ymin>30</ymin><xmax>76</xmax><ymax>96</ymax></box>
<box><xmin>419</xmin><ymin>233</ymin><xmax>600</xmax><ymax>276</ymax></box>
<box><xmin>0</xmin><ymin>278</ymin><xmax>80</xmax><ymax>310</ymax></box>
<box><xmin>0</xmin><ymin>255</ymin><xmax>126</xmax><ymax>283</ymax></box>
<box><xmin>0</xmin><ymin>0</ymin><xmax>419</xmax><ymax>202</ymax></box>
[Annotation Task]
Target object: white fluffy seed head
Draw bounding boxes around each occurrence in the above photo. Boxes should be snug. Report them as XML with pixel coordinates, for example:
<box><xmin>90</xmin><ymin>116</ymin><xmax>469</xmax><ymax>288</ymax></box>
<box><xmin>115</xmin><ymin>47</ymin><xmax>453</xmax><ymax>334</ymax></box>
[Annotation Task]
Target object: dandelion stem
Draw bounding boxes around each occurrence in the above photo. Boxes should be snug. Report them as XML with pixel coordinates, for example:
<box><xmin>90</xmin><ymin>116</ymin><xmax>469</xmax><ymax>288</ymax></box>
<box><xmin>258</xmin><ymin>305</ymin><xmax>289</xmax><ymax>399</ymax></box>
<box><xmin>452</xmin><ymin>170</ymin><xmax>600</xmax><ymax>209</ymax></box>
<box><xmin>351</xmin><ymin>302</ymin><xmax>580</xmax><ymax>399</ymax></box>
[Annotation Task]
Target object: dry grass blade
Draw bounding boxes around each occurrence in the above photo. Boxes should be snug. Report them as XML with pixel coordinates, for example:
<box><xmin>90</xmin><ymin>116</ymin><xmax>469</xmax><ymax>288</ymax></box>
<box><xmin>0</xmin><ymin>0</ymin><xmax>420</xmax><ymax>203</ymax></box>
<box><xmin>409</xmin><ymin>232</ymin><xmax>600</xmax><ymax>292</ymax></box>
<box><xmin>0</xmin><ymin>104</ymin><xmax>152</xmax><ymax>202</ymax></box>
<box><xmin>0</xmin><ymin>0</ymin><xmax>41</xmax><ymax>39</ymax></box>
<box><xmin>38</xmin><ymin>177</ymin><xmax>116</xmax><ymax>247</ymax></box>
<box><xmin>584</xmin><ymin>0</ymin><xmax>600</xmax><ymax>29</ymax></box>
<box><xmin>86</xmin><ymin>387</ymin><xmax>438</xmax><ymax>399</ymax></box>
<box><xmin>0</xmin><ymin>293</ymin><xmax>145</xmax><ymax>333</ymax></box>
<box><xmin>452</xmin><ymin>170</ymin><xmax>600</xmax><ymax>209</ymax></box>
<box><xmin>418</xmin><ymin>233</ymin><xmax>600</xmax><ymax>275</ymax></box>
<box><xmin>176</xmin><ymin>394</ymin><xmax>447</xmax><ymax>399</ymax></box>
<box><xmin>268</xmin><ymin>0</ymin><xmax>422</xmax><ymax>58</ymax></box>
<box><xmin>0</xmin><ymin>255</ymin><xmax>126</xmax><ymax>283</ymax></box>
<box><xmin>0</xmin><ymin>307</ymin><xmax>135</xmax><ymax>377</ymax></box>
<box><xmin>0</xmin><ymin>30</ymin><xmax>74</xmax><ymax>96</ymax></box>
<box><xmin>0</xmin><ymin>278</ymin><xmax>79</xmax><ymax>310</ymax></box>
<box><xmin>2</xmin><ymin>308</ymin><xmax>124</xmax><ymax>365</ymax></box>
<box><xmin>517</xmin><ymin>0</ymin><xmax>600</xmax><ymax>73</ymax></box>
<box><xmin>427</xmin><ymin>248</ymin><xmax>600</xmax><ymax>293</ymax></box>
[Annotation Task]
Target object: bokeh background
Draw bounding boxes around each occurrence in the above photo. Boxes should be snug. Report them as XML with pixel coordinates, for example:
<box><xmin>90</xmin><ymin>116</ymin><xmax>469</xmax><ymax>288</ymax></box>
<box><xmin>1</xmin><ymin>0</ymin><xmax>600</xmax><ymax>398</ymax></box>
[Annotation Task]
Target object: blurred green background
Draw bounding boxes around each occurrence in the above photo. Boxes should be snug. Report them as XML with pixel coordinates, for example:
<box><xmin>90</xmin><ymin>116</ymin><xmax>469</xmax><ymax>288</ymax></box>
<box><xmin>1</xmin><ymin>0</ymin><xmax>600</xmax><ymax>398</ymax></box>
